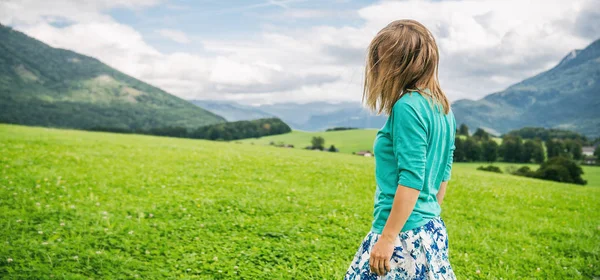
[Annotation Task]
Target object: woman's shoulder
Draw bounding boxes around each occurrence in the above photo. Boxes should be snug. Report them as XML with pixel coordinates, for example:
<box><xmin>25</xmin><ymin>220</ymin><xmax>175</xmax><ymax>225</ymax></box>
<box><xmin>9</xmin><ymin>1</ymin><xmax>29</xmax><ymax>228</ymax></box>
<box><xmin>392</xmin><ymin>91</ymin><xmax>429</xmax><ymax>112</ymax></box>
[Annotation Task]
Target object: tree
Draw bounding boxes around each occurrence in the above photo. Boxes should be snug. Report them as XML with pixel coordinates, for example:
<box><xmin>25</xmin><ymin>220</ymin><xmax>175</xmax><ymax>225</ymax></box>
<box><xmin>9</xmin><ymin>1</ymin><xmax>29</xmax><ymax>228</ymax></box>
<box><xmin>521</xmin><ymin>140</ymin><xmax>539</xmax><ymax>163</ymax></box>
<box><xmin>533</xmin><ymin>156</ymin><xmax>586</xmax><ymax>185</ymax></box>
<box><xmin>464</xmin><ymin>137</ymin><xmax>482</xmax><ymax>162</ymax></box>
<box><xmin>595</xmin><ymin>145</ymin><xmax>600</xmax><ymax>158</ymax></box>
<box><xmin>454</xmin><ymin>137</ymin><xmax>466</xmax><ymax>162</ymax></box>
<box><xmin>481</xmin><ymin>139</ymin><xmax>498</xmax><ymax>162</ymax></box>
<box><xmin>532</xmin><ymin>140</ymin><xmax>545</xmax><ymax>164</ymax></box>
<box><xmin>500</xmin><ymin>135</ymin><xmax>523</xmax><ymax>163</ymax></box>
<box><xmin>546</xmin><ymin>139</ymin><xmax>565</xmax><ymax>158</ymax></box>
<box><xmin>328</xmin><ymin>145</ymin><xmax>338</xmax><ymax>152</ymax></box>
<box><xmin>311</xmin><ymin>136</ymin><xmax>325</xmax><ymax>150</ymax></box>
<box><xmin>473</xmin><ymin>128</ymin><xmax>490</xmax><ymax>141</ymax></box>
<box><xmin>564</xmin><ymin>140</ymin><xmax>583</xmax><ymax>160</ymax></box>
<box><xmin>458</xmin><ymin>124</ymin><xmax>469</xmax><ymax>136</ymax></box>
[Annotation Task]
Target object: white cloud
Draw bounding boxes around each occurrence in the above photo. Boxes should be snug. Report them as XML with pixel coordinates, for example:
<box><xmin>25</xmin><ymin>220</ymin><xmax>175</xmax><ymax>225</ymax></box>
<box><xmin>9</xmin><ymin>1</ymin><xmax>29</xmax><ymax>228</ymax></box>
<box><xmin>2</xmin><ymin>0</ymin><xmax>599</xmax><ymax>105</ymax></box>
<box><xmin>0</xmin><ymin>0</ymin><xmax>160</xmax><ymax>25</ymax></box>
<box><xmin>156</xmin><ymin>28</ymin><xmax>191</xmax><ymax>44</ymax></box>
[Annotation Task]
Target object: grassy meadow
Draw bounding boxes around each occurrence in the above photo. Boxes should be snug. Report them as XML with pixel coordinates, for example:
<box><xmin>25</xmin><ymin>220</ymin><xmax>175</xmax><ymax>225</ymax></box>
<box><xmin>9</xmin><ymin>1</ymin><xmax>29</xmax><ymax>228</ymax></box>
<box><xmin>239</xmin><ymin>129</ymin><xmax>378</xmax><ymax>154</ymax></box>
<box><xmin>1</xmin><ymin>124</ymin><xmax>599</xmax><ymax>279</ymax></box>
<box><xmin>242</xmin><ymin>129</ymin><xmax>505</xmax><ymax>155</ymax></box>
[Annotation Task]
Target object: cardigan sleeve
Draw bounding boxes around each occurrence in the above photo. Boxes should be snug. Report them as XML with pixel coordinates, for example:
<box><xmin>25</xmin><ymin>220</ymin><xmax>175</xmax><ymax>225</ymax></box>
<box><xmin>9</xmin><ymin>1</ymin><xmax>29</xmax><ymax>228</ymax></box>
<box><xmin>392</xmin><ymin>102</ymin><xmax>428</xmax><ymax>191</ymax></box>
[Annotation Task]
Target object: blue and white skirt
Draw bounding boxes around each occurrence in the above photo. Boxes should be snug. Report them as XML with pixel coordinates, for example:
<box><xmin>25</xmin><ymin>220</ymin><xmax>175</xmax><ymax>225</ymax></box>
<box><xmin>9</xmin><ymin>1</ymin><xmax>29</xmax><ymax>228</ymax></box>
<box><xmin>345</xmin><ymin>217</ymin><xmax>456</xmax><ymax>280</ymax></box>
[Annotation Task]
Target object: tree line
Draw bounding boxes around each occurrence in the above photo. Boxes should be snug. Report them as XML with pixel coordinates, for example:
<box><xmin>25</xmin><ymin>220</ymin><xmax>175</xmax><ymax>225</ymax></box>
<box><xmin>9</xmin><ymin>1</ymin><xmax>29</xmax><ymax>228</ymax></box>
<box><xmin>454</xmin><ymin>125</ymin><xmax>587</xmax><ymax>164</ymax></box>
<box><xmin>457</xmin><ymin>124</ymin><xmax>593</xmax><ymax>185</ymax></box>
<box><xmin>91</xmin><ymin>118</ymin><xmax>291</xmax><ymax>141</ymax></box>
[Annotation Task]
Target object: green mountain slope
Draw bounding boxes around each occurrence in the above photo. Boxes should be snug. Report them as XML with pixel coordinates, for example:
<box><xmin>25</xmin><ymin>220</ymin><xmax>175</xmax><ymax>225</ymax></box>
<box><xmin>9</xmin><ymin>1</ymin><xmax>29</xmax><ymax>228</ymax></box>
<box><xmin>0</xmin><ymin>24</ymin><xmax>225</xmax><ymax>130</ymax></box>
<box><xmin>452</xmin><ymin>38</ymin><xmax>600</xmax><ymax>137</ymax></box>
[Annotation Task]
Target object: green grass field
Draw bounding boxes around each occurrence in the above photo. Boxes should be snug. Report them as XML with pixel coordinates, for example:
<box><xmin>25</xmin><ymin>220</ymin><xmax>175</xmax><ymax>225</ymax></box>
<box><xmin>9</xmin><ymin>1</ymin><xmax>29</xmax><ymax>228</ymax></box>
<box><xmin>241</xmin><ymin>130</ymin><xmax>505</xmax><ymax>155</ymax></box>
<box><xmin>239</xmin><ymin>129</ymin><xmax>378</xmax><ymax>154</ymax></box>
<box><xmin>1</xmin><ymin>124</ymin><xmax>599</xmax><ymax>279</ymax></box>
<box><xmin>459</xmin><ymin>162</ymin><xmax>600</xmax><ymax>188</ymax></box>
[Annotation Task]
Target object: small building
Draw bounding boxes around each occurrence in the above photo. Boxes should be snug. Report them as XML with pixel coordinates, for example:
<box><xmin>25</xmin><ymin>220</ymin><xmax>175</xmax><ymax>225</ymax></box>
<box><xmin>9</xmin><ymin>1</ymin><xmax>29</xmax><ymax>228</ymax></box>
<box><xmin>582</xmin><ymin>146</ymin><xmax>595</xmax><ymax>157</ymax></box>
<box><xmin>583</xmin><ymin>146</ymin><xmax>597</xmax><ymax>165</ymax></box>
<box><xmin>355</xmin><ymin>150</ymin><xmax>373</xmax><ymax>157</ymax></box>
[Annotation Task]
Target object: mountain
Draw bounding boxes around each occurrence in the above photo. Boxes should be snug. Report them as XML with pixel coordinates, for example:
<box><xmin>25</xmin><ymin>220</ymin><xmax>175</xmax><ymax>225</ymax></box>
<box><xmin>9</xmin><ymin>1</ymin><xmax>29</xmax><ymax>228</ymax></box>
<box><xmin>257</xmin><ymin>101</ymin><xmax>387</xmax><ymax>131</ymax></box>
<box><xmin>452</xmin><ymin>38</ymin><xmax>600</xmax><ymax>137</ymax></box>
<box><xmin>192</xmin><ymin>100</ymin><xmax>387</xmax><ymax>131</ymax></box>
<box><xmin>302</xmin><ymin>107</ymin><xmax>386</xmax><ymax>131</ymax></box>
<box><xmin>256</xmin><ymin>102</ymin><xmax>360</xmax><ymax>129</ymax></box>
<box><xmin>0</xmin><ymin>24</ymin><xmax>225</xmax><ymax>130</ymax></box>
<box><xmin>190</xmin><ymin>100</ymin><xmax>273</xmax><ymax>121</ymax></box>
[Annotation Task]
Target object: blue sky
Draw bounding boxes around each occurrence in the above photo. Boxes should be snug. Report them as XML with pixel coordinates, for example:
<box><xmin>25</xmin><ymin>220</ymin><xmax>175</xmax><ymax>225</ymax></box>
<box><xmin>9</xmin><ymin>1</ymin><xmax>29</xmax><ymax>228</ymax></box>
<box><xmin>110</xmin><ymin>0</ymin><xmax>370</xmax><ymax>53</ymax></box>
<box><xmin>1</xmin><ymin>0</ymin><xmax>599</xmax><ymax>105</ymax></box>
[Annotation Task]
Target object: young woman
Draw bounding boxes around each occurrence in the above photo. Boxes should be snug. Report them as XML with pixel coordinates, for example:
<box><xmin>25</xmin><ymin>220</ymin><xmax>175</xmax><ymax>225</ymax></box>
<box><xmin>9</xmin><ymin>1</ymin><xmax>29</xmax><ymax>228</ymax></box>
<box><xmin>345</xmin><ymin>20</ymin><xmax>456</xmax><ymax>279</ymax></box>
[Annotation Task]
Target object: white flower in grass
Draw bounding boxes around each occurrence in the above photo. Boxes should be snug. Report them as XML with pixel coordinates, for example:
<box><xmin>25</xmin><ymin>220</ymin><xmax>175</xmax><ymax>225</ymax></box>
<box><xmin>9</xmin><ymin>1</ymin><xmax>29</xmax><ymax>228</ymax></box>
<box><xmin>102</xmin><ymin>211</ymin><xmax>108</xmax><ymax>215</ymax></box>
<box><xmin>96</xmin><ymin>251</ymin><xmax>102</xmax><ymax>254</ymax></box>
<box><xmin>213</xmin><ymin>256</ymin><xmax>218</xmax><ymax>261</ymax></box>
<box><xmin>42</xmin><ymin>242</ymin><xmax>48</xmax><ymax>245</ymax></box>
<box><xmin>73</xmin><ymin>256</ymin><xmax>78</xmax><ymax>260</ymax></box>
<box><xmin>7</xmin><ymin>258</ymin><xmax>13</xmax><ymax>263</ymax></box>
<box><xmin>149</xmin><ymin>213</ymin><xmax>154</xmax><ymax>218</ymax></box>
<box><xmin>126</xmin><ymin>216</ymin><xmax>132</xmax><ymax>219</ymax></box>
<box><xmin>128</xmin><ymin>231</ymin><xmax>134</xmax><ymax>235</ymax></box>
<box><xmin>96</xmin><ymin>202</ymin><xmax>100</xmax><ymax>206</ymax></box>
<box><xmin>38</xmin><ymin>231</ymin><xmax>43</xmax><ymax>234</ymax></box>
<box><xmin>536</xmin><ymin>267</ymin><xmax>541</xmax><ymax>272</ymax></box>
<box><xmin>16</xmin><ymin>219</ymin><xmax>22</xmax><ymax>223</ymax></box>
<box><xmin>234</xmin><ymin>266</ymin><xmax>239</xmax><ymax>270</ymax></box>
<box><xmin>70</xmin><ymin>205</ymin><xmax>75</xmax><ymax>209</ymax></box>
<box><xmin>60</xmin><ymin>222</ymin><xmax>65</xmax><ymax>226</ymax></box>
<box><xmin>35</xmin><ymin>202</ymin><xmax>40</xmax><ymax>206</ymax></box>
<box><xmin>476</xmin><ymin>270</ymin><xmax>481</xmax><ymax>274</ymax></box>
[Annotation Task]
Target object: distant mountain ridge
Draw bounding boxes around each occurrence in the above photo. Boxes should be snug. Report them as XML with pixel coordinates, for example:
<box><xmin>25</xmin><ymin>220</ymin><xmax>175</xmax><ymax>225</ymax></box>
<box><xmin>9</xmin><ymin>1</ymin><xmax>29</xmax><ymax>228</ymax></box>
<box><xmin>0</xmin><ymin>23</ymin><xmax>225</xmax><ymax>130</ymax></box>
<box><xmin>192</xmin><ymin>100</ymin><xmax>387</xmax><ymax>131</ymax></box>
<box><xmin>452</xmin><ymin>38</ymin><xmax>600</xmax><ymax>137</ymax></box>
<box><xmin>190</xmin><ymin>100</ymin><xmax>274</xmax><ymax>122</ymax></box>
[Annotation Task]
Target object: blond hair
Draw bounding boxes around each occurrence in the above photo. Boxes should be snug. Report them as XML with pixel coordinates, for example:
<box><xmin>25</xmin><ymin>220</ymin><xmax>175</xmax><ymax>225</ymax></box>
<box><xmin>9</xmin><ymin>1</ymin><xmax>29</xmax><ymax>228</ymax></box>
<box><xmin>363</xmin><ymin>19</ymin><xmax>449</xmax><ymax>115</ymax></box>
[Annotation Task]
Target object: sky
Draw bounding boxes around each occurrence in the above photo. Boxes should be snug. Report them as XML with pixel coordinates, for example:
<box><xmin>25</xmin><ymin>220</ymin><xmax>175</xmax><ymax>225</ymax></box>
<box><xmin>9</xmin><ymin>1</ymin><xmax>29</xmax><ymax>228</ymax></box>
<box><xmin>1</xmin><ymin>0</ymin><xmax>599</xmax><ymax>105</ymax></box>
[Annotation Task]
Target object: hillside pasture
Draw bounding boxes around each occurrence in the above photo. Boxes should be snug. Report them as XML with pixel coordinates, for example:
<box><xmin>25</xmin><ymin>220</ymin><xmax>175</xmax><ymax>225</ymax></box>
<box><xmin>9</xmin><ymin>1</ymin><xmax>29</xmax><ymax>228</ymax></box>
<box><xmin>0</xmin><ymin>124</ymin><xmax>599</xmax><ymax>279</ymax></box>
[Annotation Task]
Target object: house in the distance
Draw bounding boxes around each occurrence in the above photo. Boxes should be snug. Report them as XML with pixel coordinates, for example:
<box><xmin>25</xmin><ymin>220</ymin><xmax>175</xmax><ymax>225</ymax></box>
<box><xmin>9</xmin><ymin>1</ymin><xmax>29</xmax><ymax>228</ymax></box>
<box><xmin>582</xmin><ymin>146</ymin><xmax>595</xmax><ymax>156</ymax></box>
<box><xmin>582</xmin><ymin>146</ymin><xmax>597</xmax><ymax>165</ymax></box>
<box><xmin>354</xmin><ymin>150</ymin><xmax>373</xmax><ymax>157</ymax></box>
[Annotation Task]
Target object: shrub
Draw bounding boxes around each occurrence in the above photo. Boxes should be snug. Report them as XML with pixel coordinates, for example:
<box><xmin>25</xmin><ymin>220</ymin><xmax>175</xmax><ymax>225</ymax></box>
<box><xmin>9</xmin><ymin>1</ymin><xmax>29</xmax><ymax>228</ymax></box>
<box><xmin>477</xmin><ymin>165</ymin><xmax>502</xmax><ymax>173</ymax></box>
<box><xmin>311</xmin><ymin>136</ymin><xmax>325</xmax><ymax>150</ymax></box>
<box><xmin>512</xmin><ymin>166</ymin><xmax>535</xmax><ymax>177</ymax></box>
<box><xmin>533</xmin><ymin>157</ymin><xmax>587</xmax><ymax>185</ymax></box>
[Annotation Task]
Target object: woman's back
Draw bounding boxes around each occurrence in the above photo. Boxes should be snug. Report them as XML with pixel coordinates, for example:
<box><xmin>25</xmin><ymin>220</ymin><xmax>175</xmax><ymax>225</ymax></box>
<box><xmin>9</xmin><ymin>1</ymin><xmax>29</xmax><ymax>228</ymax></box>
<box><xmin>372</xmin><ymin>91</ymin><xmax>456</xmax><ymax>234</ymax></box>
<box><xmin>346</xmin><ymin>19</ymin><xmax>456</xmax><ymax>279</ymax></box>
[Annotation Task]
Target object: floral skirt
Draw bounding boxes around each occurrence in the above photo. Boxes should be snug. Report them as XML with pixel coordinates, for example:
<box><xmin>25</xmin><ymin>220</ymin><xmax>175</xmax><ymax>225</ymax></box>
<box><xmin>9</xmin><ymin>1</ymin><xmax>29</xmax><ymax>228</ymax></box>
<box><xmin>345</xmin><ymin>217</ymin><xmax>455</xmax><ymax>280</ymax></box>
